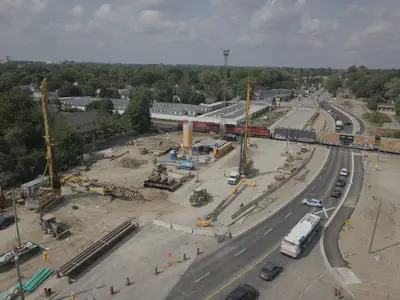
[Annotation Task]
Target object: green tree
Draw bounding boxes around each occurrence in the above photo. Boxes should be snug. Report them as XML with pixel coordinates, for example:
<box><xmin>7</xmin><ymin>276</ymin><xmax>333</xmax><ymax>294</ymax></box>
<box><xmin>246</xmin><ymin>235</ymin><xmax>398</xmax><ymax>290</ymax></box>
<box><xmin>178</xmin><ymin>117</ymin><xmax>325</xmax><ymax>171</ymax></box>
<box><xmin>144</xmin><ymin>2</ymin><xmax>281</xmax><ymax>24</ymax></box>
<box><xmin>325</xmin><ymin>76</ymin><xmax>341</xmax><ymax>95</ymax></box>
<box><xmin>0</xmin><ymin>91</ymin><xmax>45</xmax><ymax>181</ymax></box>
<box><xmin>125</xmin><ymin>87</ymin><xmax>152</xmax><ymax>134</ymax></box>
<box><xmin>86</xmin><ymin>98</ymin><xmax>114</xmax><ymax>114</ymax></box>
<box><xmin>52</xmin><ymin>118</ymin><xmax>84</xmax><ymax>167</ymax></box>
<box><xmin>384</xmin><ymin>78</ymin><xmax>400</xmax><ymax>102</ymax></box>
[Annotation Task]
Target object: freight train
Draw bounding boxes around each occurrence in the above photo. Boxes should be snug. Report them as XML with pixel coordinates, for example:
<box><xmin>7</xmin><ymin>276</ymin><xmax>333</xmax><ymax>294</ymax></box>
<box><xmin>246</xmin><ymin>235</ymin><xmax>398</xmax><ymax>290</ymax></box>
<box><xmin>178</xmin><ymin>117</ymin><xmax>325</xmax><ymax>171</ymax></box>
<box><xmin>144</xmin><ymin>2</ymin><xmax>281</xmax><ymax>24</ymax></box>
<box><xmin>177</xmin><ymin>121</ymin><xmax>271</xmax><ymax>138</ymax></box>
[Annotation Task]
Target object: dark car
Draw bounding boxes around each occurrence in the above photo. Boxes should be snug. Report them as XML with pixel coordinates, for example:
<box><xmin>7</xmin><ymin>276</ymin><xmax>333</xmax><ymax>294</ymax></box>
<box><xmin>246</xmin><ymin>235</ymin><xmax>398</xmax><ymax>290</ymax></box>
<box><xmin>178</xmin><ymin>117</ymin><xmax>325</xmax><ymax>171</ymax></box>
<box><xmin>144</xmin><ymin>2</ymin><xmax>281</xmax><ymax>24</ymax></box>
<box><xmin>331</xmin><ymin>190</ymin><xmax>342</xmax><ymax>198</ymax></box>
<box><xmin>0</xmin><ymin>216</ymin><xmax>15</xmax><ymax>229</ymax></box>
<box><xmin>258</xmin><ymin>262</ymin><xmax>283</xmax><ymax>281</ymax></box>
<box><xmin>335</xmin><ymin>179</ymin><xmax>346</xmax><ymax>187</ymax></box>
<box><xmin>344</xmin><ymin>122</ymin><xmax>352</xmax><ymax>126</ymax></box>
<box><xmin>226</xmin><ymin>284</ymin><xmax>259</xmax><ymax>300</ymax></box>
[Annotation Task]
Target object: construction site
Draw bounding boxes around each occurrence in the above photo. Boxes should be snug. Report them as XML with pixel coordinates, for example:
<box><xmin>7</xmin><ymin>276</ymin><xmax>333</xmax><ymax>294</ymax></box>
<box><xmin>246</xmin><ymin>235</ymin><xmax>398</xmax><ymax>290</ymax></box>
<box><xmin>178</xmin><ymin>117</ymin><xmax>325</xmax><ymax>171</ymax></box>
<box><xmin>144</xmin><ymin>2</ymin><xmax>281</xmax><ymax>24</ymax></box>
<box><xmin>0</xmin><ymin>81</ymin><xmax>324</xmax><ymax>298</ymax></box>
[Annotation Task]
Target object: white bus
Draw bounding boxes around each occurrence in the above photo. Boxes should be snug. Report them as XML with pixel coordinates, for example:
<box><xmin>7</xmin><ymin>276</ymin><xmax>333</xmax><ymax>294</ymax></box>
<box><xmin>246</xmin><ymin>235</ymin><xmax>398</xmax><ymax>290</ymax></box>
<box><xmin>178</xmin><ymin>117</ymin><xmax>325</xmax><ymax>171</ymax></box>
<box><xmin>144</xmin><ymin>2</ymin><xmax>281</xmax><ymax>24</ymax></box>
<box><xmin>280</xmin><ymin>213</ymin><xmax>321</xmax><ymax>258</ymax></box>
<box><xmin>335</xmin><ymin>120</ymin><xmax>344</xmax><ymax>131</ymax></box>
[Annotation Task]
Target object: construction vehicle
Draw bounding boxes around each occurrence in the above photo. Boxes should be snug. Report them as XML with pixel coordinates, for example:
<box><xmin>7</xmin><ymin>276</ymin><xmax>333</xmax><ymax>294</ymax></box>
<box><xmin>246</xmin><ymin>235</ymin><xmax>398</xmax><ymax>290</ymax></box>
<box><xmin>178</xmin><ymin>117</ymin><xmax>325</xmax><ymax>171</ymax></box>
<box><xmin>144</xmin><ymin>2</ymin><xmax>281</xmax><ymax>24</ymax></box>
<box><xmin>139</xmin><ymin>147</ymin><xmax>149</xmax><ymax>155</ymax></box>
<box><xmin>197</xmin><ymin>180</ymin><xmax>244</xmax><ymax>227</ymax></box>
<box><xmin>228</xmin><ymin>169</ymin><xmax>240</xmax><ymax>185</ymax></box>
<box><xmin>143</xmin><ymin>163</ymin><xmax>182</xmax><ymax>191</ymax></box>
<box><xmin>39</xmin><ymin>214</ymin><xmax>70</xmax><ymax>240</ymax></box>
<box><xmin>190</xmin><ymin>188</ymin><xmax>211</xmax><ymax>207</ymax></box>
<box><xmin>26</xmin><ymin>79</ymin><xmax>62</xmax><ymax>211</ymax></box>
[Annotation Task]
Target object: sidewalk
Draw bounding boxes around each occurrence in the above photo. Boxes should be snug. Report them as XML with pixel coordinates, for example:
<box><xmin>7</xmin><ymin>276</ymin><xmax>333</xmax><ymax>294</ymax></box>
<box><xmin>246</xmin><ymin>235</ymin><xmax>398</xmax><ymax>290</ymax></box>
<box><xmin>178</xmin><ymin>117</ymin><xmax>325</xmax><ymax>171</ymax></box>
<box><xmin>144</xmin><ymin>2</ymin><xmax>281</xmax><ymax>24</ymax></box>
<box><xmin>338</xmin><ymin>153</ymin><xmax>400</xmax><ymax>300</ymax></box>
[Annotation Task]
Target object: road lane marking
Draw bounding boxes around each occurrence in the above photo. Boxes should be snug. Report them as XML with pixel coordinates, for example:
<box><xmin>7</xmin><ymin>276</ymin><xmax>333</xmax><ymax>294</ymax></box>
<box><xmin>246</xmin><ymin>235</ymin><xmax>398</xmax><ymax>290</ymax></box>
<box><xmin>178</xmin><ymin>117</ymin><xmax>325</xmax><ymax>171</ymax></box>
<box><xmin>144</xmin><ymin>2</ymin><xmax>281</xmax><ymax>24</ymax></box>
<box><xmin>285</xmin><ymin>212</ymin><xmax>292</xmax><ymax>218</ymax></box>
<box><xmin>311</xmin><ymin>207</ymin><xmax>316</xmax><ymax>214</ymax></box>
<box><xmin>264</xmin><ymin>228</ymin><xmax>272</xmax><ymax>236</ymax></box>
<box><xmin>194</xmin><ymin>272</ymin><xmax>210</xmax><ymax>284</ymax></box>
<box><xmin>296</xmin><ymin>269</ymin><xmax>329</xmax><ymax>300</ymax></box>
<box><xmin>314</xmin><ymin>207</ymin><xmax>335</xmax><ymax>215</ymax></box>
<box><xmin>234</xmin><ymin>248</ymin><xmax>246</xmax><ymax>257</ymax></box>
<box><xmin>319</xmin><ymin>176</ymin><xmax>322</xmax><ymax>179</ymax></box>
<box><xmin>231</xmin><ymin>146</ymin><xmax>331</xmax><ymax>238</ymax></box>
<box><xmin>311</xmin><ymin>186</ymin><xmax>315</xmax><ymax>191</ymax></box>
<box><xmin>204</xmin><ymin>244</ymin><xmax>281</xmax><ymax>300</ymax></box>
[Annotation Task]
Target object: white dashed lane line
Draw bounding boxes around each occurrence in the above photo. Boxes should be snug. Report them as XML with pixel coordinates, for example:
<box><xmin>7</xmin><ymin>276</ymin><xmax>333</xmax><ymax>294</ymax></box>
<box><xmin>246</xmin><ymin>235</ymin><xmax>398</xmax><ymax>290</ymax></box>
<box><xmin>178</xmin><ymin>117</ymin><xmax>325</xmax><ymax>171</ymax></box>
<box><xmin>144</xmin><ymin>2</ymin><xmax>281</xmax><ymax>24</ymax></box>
<box><xmin>194</xmin><ymin>272</ymin><xmax>211</xmax><ymax>284</ymax></box>
<box><xmin>234</xmin><ymin>248</ymin><xmax>247</xmax><ymax>257</ymax></box>
<box><xmin>285</xmin><ymin>212</ymin><xmax>292</xmax><ymax>218</ymax></box>
<box><xmin>264</xmin><ymin>228</ymin><xmax>272</xmax><ymax>236</ymax></box>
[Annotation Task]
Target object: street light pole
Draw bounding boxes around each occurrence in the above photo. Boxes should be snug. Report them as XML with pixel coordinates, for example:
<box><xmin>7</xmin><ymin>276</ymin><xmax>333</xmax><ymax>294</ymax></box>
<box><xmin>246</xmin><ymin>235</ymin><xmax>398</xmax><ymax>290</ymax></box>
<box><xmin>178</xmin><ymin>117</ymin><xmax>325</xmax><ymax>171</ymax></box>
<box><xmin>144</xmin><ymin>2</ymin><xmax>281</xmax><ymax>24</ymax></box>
<box><xmin>12</xmin><ymin>187</ymin><xmax>21</xmax><ymax>247</ymax></box>
<box><xmin>14</xmin><ymin>248</ymin><xmax>25</xmax><ymax>300</ymax></box>
<box><xmin>12</xmin><ymin>187</ymin><xmax>25</xmax><ymax>300</ymax></box>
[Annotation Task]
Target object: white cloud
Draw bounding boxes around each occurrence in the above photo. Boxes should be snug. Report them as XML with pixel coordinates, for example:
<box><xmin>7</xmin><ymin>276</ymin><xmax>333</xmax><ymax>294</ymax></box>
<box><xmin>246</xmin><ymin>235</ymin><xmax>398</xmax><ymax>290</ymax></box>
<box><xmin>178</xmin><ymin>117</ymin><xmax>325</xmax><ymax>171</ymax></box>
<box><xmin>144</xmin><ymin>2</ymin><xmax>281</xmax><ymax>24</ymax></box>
<box><xmin>0</xmin><ymin>0</ymin><xmax>400</xmax><ymax>67</ymax></box>
<box><xmin>71</xmin><ymin>6</ymin><xmax>84</xmax><ymax>17</ymax></box>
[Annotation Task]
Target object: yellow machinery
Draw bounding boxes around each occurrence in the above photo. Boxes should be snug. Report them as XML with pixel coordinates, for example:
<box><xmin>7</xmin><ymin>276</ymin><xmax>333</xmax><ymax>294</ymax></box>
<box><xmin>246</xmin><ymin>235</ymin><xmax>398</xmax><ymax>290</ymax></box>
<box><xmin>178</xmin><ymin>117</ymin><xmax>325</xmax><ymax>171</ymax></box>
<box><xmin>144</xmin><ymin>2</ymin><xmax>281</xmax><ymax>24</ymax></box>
<box><xmin>28</xmin><ymin>79</ymin><xmax>62</xmax><ymax>210</ymax></box>
<box><xmin>196</xmin><ymin>180</ymin><xmax>244</xmax><ymax>227</ymax></box>
<box><xmin>241</xmin><ymin>80</ymin><xmax>253</xmax><ymax>176</ymax></box>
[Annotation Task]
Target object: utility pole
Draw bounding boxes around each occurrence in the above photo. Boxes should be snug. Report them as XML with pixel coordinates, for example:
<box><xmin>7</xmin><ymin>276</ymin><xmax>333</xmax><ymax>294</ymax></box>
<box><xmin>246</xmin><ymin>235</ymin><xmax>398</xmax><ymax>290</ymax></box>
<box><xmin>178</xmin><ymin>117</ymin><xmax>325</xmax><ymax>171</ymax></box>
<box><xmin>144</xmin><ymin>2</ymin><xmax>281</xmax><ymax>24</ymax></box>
<box><xmin>12</xmin><ymin>187</ymin><xmax>25</xmax><ymax>300</ymax></box>
<box><xmin>375</xmin><ymin>124</ymin><xmax>381</xmax><ymax>170</ymax></box>
<box><xmin>286</xmin><ymin>125</ymin><xmax>290</xmax><ymax>150</ymax></box>
<box><xmin>196</xmin><ymin>151</ymin><xmax>200</xmax><ymax>182</ymax></box>
<box><xmin>14</xmin><ymin>248</ymin><xmax>25</xmax><ymax>300</ymax></box>
<box><xmin>223</xmin><ymin>49</ymin><xmax>230</xmax><ymax>109</ymax></box>
<box><xmin>12</xmin><ymin>187</ymin><xmax>21</xmax><ymax>247</ymax></box>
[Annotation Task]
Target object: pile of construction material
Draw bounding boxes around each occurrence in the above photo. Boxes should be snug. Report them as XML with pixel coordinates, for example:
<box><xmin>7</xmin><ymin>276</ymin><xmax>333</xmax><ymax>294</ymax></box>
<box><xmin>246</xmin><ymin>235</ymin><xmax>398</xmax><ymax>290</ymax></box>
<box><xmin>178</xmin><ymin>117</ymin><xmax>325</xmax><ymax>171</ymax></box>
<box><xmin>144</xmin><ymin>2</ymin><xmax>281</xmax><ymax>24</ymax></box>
<box><xmin>58</xmin><ymin>221</ymin><xmax>137</xmax><ymax>278</ymax></box>
<box><xmin>64</xmin><ymin>175</ymin><xmax>144</xmax><ymax>201</ymax></box>
<box><xmin>119</xmin><ymin>158</ymin><xmax>148</xmax><ymax>169</ymax></box>
<box><xmin>144</xmin><ymin>164</ymin><xmax>192</xmax><ymax>192</ymax></box>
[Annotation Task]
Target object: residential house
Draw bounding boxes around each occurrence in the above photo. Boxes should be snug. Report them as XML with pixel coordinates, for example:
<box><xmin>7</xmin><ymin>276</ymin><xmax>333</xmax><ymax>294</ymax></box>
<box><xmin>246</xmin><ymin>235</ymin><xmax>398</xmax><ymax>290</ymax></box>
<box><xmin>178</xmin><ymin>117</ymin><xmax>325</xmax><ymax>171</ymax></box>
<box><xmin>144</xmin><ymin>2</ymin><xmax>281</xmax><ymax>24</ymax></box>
<box><xmin>58</xmin><ymin>111</ymin><xmax>100</xmax><ymax>142</ymax></box>
<box><xmin>58</xmin><ymin>97</ymin><xmax>129</xmax><ymax>114</ymax></box>
<box><xmin>377</xmin><ymin>103</ymin><xmax>396</xmax><ymax>115</ymax></box>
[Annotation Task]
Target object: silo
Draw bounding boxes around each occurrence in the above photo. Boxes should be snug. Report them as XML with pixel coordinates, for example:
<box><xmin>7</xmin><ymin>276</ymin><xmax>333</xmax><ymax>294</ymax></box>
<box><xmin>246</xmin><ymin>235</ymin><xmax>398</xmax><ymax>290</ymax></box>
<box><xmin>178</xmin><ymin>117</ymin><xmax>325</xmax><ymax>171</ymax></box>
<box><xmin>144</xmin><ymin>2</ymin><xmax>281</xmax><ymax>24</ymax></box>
<box><xmin>182</xmin><ymin>121</ymin><xmax>193</xmax><ymax>154</ymax></box>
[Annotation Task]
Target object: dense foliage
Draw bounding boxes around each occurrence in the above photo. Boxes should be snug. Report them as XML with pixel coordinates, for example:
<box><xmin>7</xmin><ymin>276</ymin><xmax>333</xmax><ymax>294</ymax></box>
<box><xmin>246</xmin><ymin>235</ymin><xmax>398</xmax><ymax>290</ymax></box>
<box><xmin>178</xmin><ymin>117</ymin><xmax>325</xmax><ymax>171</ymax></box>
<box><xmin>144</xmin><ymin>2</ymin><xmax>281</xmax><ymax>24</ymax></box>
<box><xmin>0</xmin><ymin>62</ymin><xmax>334</xmax><ymax>184</ymax></box>
<box><xmin>325</xmin><ymin>65</ymin><xmax>400</xmax><ymax>114</ymax></box>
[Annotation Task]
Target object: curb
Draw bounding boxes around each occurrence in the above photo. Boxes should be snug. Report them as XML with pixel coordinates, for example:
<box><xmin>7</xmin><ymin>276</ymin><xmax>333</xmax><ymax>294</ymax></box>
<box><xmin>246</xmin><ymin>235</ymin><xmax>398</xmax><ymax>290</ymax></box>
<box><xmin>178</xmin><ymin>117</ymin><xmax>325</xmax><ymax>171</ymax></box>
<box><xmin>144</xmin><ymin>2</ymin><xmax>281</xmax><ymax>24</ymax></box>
<box><xmin>231</xmin><ymin>147</ymin><xmax>316</xmax><ymax>219</ymax></box>
<box><xmin>319</xmin><ymin>152</ymin><xmax>356</xmax><ymax>299</ymax></box>
<box><xmin>329</xmin><ymin>104</ymin><xmax>358</xmax><ymax>135</ymax></box>
<box><xmin>231</xmin><ymin>145</ymin><xmax>331</xmax><ymax>238</ymax></box>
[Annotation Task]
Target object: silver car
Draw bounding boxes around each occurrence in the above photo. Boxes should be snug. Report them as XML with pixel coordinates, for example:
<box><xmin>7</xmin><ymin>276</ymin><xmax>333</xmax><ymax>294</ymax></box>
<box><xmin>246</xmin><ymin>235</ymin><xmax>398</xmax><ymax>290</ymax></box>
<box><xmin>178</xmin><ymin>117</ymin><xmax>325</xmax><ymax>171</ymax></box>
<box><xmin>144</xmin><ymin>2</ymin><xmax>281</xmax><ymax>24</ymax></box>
<box><xmin>301</xmin><ymin>198</ymin><xmax>323</xmax><ymax>208</ymax></box>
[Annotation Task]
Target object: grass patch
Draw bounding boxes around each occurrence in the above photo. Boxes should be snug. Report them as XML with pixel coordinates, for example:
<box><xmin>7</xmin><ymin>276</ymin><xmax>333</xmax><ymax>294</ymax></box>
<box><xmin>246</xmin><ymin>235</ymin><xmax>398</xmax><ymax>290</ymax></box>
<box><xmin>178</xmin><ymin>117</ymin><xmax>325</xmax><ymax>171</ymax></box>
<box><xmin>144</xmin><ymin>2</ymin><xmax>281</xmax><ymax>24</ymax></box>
<box><xmin>362</xmin><ymin>112</ymin><xmax>392</xmax><ymax>124</ymax></box>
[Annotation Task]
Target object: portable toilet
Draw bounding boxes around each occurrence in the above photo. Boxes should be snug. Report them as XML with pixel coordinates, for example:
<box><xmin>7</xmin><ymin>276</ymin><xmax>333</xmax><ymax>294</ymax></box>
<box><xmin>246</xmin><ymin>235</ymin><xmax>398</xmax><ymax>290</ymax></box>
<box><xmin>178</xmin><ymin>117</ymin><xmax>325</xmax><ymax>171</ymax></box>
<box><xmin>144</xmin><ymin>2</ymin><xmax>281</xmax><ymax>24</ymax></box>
<box><xmin>169</xmin><ymin>150</ymin><xmax>176</xmax><ymax>160</ymax></box>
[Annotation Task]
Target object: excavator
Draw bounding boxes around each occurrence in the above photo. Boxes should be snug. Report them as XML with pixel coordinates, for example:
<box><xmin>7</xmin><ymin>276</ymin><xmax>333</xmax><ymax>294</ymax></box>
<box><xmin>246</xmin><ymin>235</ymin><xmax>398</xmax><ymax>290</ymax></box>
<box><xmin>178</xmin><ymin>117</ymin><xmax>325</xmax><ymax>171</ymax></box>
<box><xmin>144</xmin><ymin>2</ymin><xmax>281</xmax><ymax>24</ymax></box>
<box><xmin>39</xmin><ymin>214</ymin><xmax>70</xmax><ymax>240</ymax></box>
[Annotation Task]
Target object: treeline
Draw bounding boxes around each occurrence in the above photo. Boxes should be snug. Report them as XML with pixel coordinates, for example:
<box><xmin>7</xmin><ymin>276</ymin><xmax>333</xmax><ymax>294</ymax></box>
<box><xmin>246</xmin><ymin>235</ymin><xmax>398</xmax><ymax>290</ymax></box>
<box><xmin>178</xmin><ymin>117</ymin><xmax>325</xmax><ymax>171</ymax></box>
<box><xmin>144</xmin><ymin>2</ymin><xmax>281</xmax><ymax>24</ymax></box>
<box><xmin>324</xmin><ymin>65</ymin><xmax>400</xmax><ymax>114</ymax></box>
<box><xmin>0</xmin><ymin>62</ymin><xmax>332</xmax><ymax>184</ymax></box>
<box><xmin>0</xmin><ymin>63</ymin><xmax>333</xmax><ymax>103</ymax></box>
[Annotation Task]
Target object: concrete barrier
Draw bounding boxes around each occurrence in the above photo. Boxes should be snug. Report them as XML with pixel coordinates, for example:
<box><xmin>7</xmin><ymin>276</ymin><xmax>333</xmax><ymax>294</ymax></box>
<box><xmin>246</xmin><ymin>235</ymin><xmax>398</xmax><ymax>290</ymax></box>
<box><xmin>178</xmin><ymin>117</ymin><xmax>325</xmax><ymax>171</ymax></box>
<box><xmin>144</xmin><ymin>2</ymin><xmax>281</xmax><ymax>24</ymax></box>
<box><xmin>172</xmin><ymin>224</ymin><xmax>193</xmax><ymax>234</ymax></box>
<box><xmin>231</xmin><ymin>147</ymin><xmax>316</xmax><ymax>219</ymax></box>
<box><xmin>193</xmin><ymin>228</ymin><xmax>215</xmax><ymax>237</ymax></box>
<box><xmin>152</xmin><ymin>219</ymin><xmax>172</xmax><ymax>229</ymax></box>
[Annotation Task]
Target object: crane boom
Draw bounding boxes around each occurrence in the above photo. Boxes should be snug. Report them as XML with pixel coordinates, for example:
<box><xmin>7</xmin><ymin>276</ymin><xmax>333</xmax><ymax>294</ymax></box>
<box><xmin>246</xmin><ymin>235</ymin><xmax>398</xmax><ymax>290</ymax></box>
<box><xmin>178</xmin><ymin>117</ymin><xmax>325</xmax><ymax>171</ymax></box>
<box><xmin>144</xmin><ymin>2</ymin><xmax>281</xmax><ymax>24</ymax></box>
<box><xmin>242</xmin><ymin>80</ymin><xmax>251</xmax><ymax>166</ymax></box>
<box><xmin>40</xmin><ymin>79</ymin><xmax>60</xmax><ymax>191</ymax></box>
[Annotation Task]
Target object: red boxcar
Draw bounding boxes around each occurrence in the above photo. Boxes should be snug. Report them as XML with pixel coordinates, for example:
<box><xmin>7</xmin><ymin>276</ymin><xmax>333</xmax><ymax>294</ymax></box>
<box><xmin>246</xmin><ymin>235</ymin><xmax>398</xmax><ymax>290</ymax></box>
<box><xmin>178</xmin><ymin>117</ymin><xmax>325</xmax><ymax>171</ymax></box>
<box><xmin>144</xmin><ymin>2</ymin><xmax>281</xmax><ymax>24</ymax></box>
<box><xmin>226</xmin><ymin>124</ymin><xmax>270</xmax><ymax>138</ymax></box>
<box><xmin>178</xmin><ymin>121</ymin><xmax>220</xmax><ymax>133</ymax></box>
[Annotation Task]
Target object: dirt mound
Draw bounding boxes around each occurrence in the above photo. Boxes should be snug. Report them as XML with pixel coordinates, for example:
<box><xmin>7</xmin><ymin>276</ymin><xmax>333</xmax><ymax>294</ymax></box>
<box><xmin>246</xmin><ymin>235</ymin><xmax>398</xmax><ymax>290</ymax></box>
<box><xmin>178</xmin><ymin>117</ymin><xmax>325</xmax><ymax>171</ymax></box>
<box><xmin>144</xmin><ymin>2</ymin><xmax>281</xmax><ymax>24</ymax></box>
<box><xmin>119</xmin><ymin>158</ymin><xmax>148</xmax><ymax>169</ymax></box>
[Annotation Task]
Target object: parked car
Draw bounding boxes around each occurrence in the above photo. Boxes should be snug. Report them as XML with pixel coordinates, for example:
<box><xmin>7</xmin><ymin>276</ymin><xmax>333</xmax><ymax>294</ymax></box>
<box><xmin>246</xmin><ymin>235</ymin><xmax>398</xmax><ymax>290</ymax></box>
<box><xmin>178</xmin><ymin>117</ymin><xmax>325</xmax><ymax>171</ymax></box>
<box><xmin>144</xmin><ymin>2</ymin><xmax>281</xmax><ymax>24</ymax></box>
<box><xmin>0</xmin><ymin>216</ymin><xmax>15</xmax><ymax>229</ymax></box>
<box><xmin>344</xmin><ymin>122</ymin><xmax>352</xmax><ymax>126</ymax></box>
<box><xmin>340</xmin><ymin>168</ymin><xmax>349</xmax><ymax>176</ymax></box>
<box><xmin>331</xmin><ymin>190</ymin><xmax>342</xmax><ymax>198</ymax></box>
<box><xmin>258</xmin><ymin>262</ymin><xmax>283</xmax><ymax>281</ymax></box>
<box><xmin>301</xmin><ymin>198</ymin><xmax>323</xmax><ymax>208</ymax></box>
<box><xmin>335</xmin><ymin>179</ymin><xmax>346</xmax><ymax>187</ymax></box>
<box><xmin>226</xmin><ymin>284</ymin><xmax>259</xmax><ymax>300</ymax></box>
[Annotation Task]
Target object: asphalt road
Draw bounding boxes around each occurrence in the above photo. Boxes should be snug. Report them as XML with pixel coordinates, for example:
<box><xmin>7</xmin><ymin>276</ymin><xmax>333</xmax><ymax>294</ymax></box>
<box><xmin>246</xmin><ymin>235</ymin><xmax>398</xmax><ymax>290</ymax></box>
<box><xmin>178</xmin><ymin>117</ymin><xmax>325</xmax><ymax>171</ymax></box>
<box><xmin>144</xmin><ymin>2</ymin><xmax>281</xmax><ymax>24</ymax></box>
<box><xmin>166</xmin><ymin>146</ymin><xmax>350</xmax><ymax>300</ymax></box>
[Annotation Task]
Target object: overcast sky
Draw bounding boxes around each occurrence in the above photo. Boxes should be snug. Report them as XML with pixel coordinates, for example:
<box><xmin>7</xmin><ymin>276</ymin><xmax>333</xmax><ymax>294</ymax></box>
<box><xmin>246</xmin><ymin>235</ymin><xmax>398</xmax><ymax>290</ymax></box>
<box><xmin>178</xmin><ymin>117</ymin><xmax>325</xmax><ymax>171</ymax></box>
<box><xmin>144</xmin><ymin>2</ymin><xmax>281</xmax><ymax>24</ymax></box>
<box><xmin>1</xmin><ymin>0</ymin><xmax>399</xmax><ymax>68</ymax></box>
